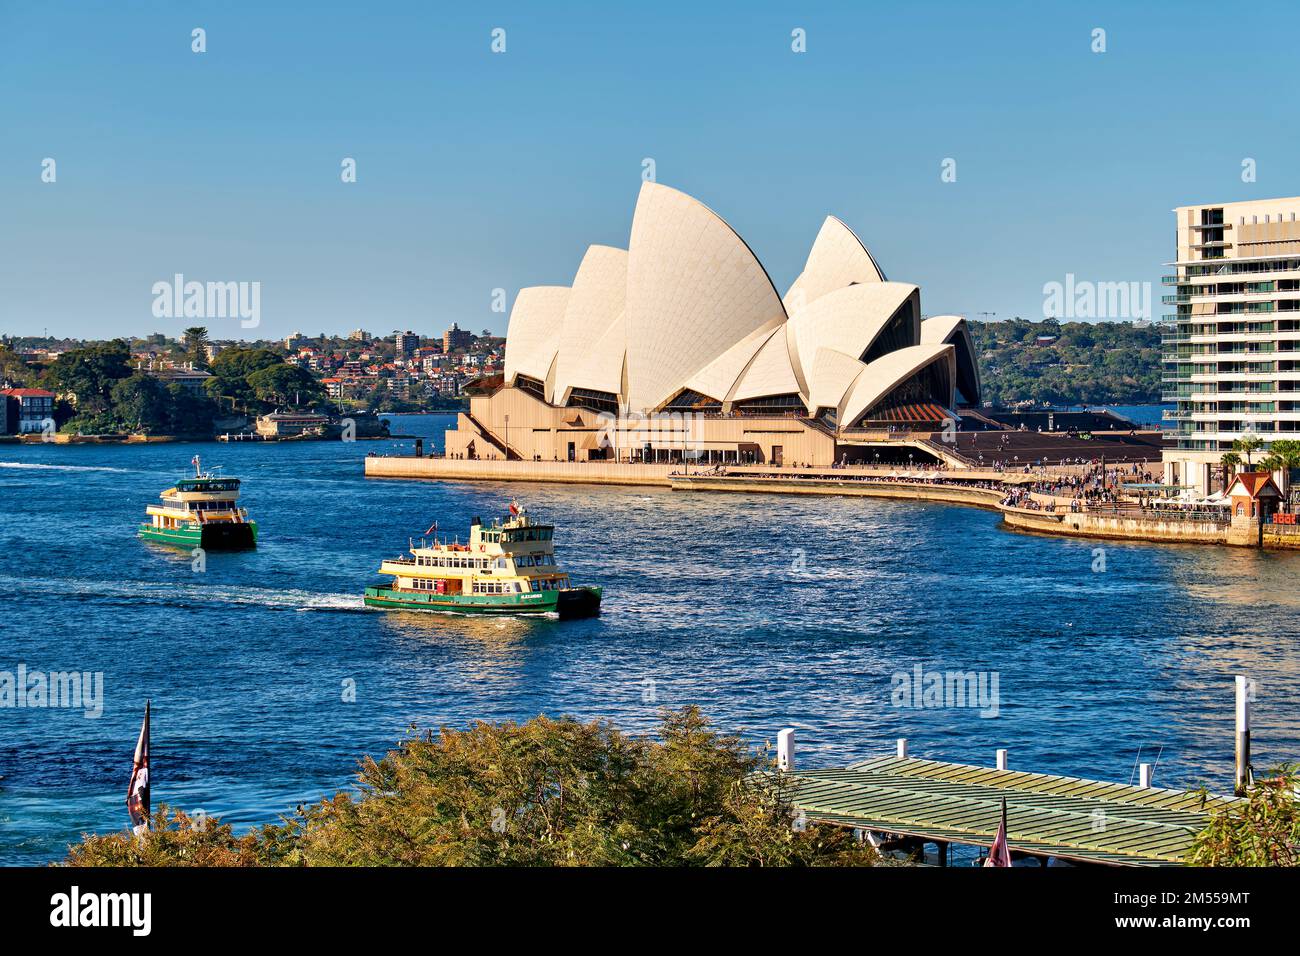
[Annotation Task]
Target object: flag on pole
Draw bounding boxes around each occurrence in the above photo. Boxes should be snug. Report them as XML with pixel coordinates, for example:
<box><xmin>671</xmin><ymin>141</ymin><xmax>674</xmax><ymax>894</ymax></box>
<box><xmin>984</xmin><ymin>796</ymin><xmax>1011</xmax><ymax>867</ymax></box>
<box><xmin>508</xmin><ymin>499</ymin><xmax>520</xmax><ymax>516</ymax></box>
<box><xmin>126</xmin><ymin>701</ymin><xmax>151</xmax><ymax>835</ymax></box>
<box><xmin>425</xmin><ymin>520</ymin><xmax>438</xmax><ymax>536</ymax></box>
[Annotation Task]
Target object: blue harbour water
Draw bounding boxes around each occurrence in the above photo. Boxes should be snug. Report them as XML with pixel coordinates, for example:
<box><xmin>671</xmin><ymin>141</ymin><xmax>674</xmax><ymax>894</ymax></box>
<box><xmin>2</xmin><ymin>412</ymin><xmax>1298</xmax><ymax>865</ymax></box>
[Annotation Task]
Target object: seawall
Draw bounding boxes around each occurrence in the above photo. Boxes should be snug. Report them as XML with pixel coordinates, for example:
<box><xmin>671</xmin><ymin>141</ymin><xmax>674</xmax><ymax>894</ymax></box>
<box><xmin>364</xmin><ymin>456</ymin><xmax>677</xmax><ymax>487</ymax></box>
<box><xmin>364</xmin><ymin>456</ymin><xmax>1300</xmax><ymax>552</ymax></box>
<box><xmin>1000</xmin><ymin>506</ymin><xmax>1228</xmax><ymax>546</ymax></box>
<box><xmin>667</xmin><ymin>474</ymin><xmax>1006</xmax><ymax>509</ymax></box>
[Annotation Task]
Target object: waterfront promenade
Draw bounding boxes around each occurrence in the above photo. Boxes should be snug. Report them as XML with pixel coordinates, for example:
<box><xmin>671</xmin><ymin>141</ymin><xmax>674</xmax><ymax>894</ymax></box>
<box><xmin>364</xmin><ymin>453</ymin><xmax>1300</xmax><ymax>550</ymax></box>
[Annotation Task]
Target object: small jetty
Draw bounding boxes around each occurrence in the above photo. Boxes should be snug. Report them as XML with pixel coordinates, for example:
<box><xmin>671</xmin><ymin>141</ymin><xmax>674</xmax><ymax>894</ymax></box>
<box><xmin>783</xmin><ymin>754</ymin><xmax>1235</xmax><ymax>867</ymax></box>
<box><xmin>777</xmin><ymin>677</ymin><xmax>1259</xmax><ymax>867</ymax></box>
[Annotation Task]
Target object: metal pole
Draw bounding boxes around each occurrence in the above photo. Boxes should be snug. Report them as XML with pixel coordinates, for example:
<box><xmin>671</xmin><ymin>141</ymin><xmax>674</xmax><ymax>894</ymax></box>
<box><xmin>1139</xmin><ymin>763</ymin><xmax>1152</xmax><ymax>788</ymax></box>
<box><xmin>1235</xmin><ymin>675</ymin><xmax>1252</xmax><ymax>796</ymax></box>
<box><xmin>996</xmin><ymin>748</ymin><xmax>1008</xmax><ymax>771</ymax></box>
<box><xmin>896</xmin><ymin>738</ymin><xmax>908</xmax><ymax>759</ymax></box>
<box><xmin>777</xmin><ymin>728</ymin><xmax>794</xmax><ymax>772</ymax></box>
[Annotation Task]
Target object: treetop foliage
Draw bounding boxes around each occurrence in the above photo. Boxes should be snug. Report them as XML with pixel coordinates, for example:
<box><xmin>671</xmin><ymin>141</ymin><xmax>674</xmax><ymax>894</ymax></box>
<box><xmin>64</xmin><ymin>708</ymin><xmax>880</xmax><ymax>868</ymax></box>
<box><xmin>969</xmin><ymin>318</ymin><xmax>1161</xmax><ymax>406</ymax></box>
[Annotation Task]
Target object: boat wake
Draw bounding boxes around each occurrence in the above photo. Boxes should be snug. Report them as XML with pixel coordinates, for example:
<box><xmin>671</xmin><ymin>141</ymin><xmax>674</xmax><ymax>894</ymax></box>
<box><xmin>0</xmin><ymin>575</ymin><xmax>365</xmax><ymax>613</ymax></box>
<box><xmin>0</xmin><ymin>462</ymin><xmax>133</xmax><ymax>473</ymax></box>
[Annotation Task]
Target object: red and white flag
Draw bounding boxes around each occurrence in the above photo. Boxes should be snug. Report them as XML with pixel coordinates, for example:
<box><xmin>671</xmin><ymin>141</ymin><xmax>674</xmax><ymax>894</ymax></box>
<box><xmin>126</xmin><ymin>701</ymin><xmax>151</xmax><ymax>836</ymax></box>
<box><xmin>508</xmin><ymin>500</ymin><xmax>520</xmax><ymax>516</ymax></box>
<box><xmin>984</xmin><ymin>796</ymin><xmax>1011</xmax><ymax>867</ymax></box>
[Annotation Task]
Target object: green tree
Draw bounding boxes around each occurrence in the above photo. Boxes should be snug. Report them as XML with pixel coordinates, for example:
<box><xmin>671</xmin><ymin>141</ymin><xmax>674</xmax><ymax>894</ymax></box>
<box><xmin>1260</xmin><ymin>439</ymin><xmax>1300</xmax><ymax>500</ymax></box>
<box><xmin>182</xmin><ymin>327</ymin><xmax>210</xmax><ymax>370</ymax></box>
<box><xmin>246</xmin><ymin>363</ymin><xmax>324</xmax><ymax>409</ymax></box>
<box><xmin>62</xmin><ymin>708</ymin><xmax>878</xmax><ymax>868</ymax></box>
<box><xmin>164</xmin><ymin>383</ymin><xmax>219</xmax><ymax>436</ymax></box>
<box><xmin>1189</xmin><ymin>766</ymin><xmax>1300</xmax><ymax>866</ymax></box>
<box><xmin>46</xmin><ymin>341</ymin><xmax>133</xmax><ymax>416</ymax></box>
<box><xmin>1233</xmin><ymin>435</ymin><xmax>1265</xmax><ymax>468</ymax></box>
<box><xmin>1219</xmin><ymin>451</ymin><xmax>1242</xmax><ymax>492</ymax></box>
<box><xmin>109</xmin><ymin>374</ymin><xmax>171</xmax><ymax>433</ymax></box>
<box><xmin>205</xmin><ymin>348</ymin><xmax>284</xmax><ymax>411</ymax></box>
<box><xmin>0</xmin><ymin>347</ymin><xmax>37</xmax><ymax>387</ymax></box>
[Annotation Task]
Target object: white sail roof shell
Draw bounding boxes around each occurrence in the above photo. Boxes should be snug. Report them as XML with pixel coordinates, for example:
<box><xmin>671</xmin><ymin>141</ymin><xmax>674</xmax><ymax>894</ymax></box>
<box><xmin>730</xmin><ymin>327</ymin><xmax>803</xmax><ymax>403</ymax></box>
<box><xmin>782</xmin><ymin>216</ymin><xmax>885</xmax><ymax>313</ymax></box>
<box><xmin>921</xmin><ymin>314</ymin><xmax>981</xmax><ymax>403</ymax></box>
<box><xmin>682</xmin><ymin>325</ymin><xmax>780</xmax><ymax>403</ymax></box>
<box><xmin>840</xmin><ymin>343</ymin><xmax>956</xmax><ymax>427</ymax></box>
<box><xmin>920</xmin><ymin>314</ymin><xmax>965</xmax><ymax>344</ymax></box>
<box><xmin>786</xmin><ymin>282</ymin><xmax>919</xmax><ymax>393</ymax></box>
<box><xmin>552</xmin><ymin>245</ymin><xmax>628</xmax><ymax>404</ymax></box>
<box><xmin>624</xmin><ymin>182</ymin><xmax>787</xmax><ymax>412</ymax></box>
<box><xmin>807</xmin><ymin>347</ymin><xmax>870</xmax><ymax>416</ymax></box>
<box><xmin>560</xmin><ymin>312</ymin><xmax>626</xmax><ymax>399</ymax></box>
<box><xmin>496</xmin><ymin>184</ymin><xmax>971</xmax><ymax>419</ymax></box>
<box><xmin>503</xmin><ymin>286</ymin><xmax>570</xmax><ymax>396</ymax></box>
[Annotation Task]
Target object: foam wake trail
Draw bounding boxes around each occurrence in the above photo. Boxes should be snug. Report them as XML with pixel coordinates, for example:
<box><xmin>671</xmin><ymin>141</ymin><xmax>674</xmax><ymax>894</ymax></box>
<box><xmin>0</xmin><ymin>575</ymin><xmax>365</xmax><ymax>612</ymax></box>
<box><xmin>0</xmin><ymin>462</ymin><xmax>133</xmax><ymax>473</ymax></box>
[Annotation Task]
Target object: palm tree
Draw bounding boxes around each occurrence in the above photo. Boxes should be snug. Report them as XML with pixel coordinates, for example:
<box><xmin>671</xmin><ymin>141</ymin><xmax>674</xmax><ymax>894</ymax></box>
<box><xmin>1232</xmin><ymin>435</ymin><xmax>1264</xmax><ymax>469</ymax></box>
<box><xmin>1220</xmin><ymin>451</ymin><xmax>1241</xmax><ymax>492</ymax></box>
<box><xmin>1260</xmin><ymin>438</ymin><xmax>1300</xmax><ymax>501</ymax></box>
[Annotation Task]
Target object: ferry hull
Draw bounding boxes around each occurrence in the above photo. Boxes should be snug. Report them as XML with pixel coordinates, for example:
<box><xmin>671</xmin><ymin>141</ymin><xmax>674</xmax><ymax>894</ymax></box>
<box><xmin>363</xmin><ymin>585</ymin><xmax>601</xmax><ymax>619</ymax></box>
<box><xmin>138</xmin><ymin>521</ymin><xmax>258</xmax><ymax>551</ymax></box>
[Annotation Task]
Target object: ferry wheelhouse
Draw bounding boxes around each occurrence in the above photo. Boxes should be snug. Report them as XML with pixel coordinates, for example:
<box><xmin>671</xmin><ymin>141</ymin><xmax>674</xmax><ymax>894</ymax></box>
<box><xmin>363</xmin><ymin>508</ymin><xmax>602</xmax><ymax>619</ymax></box>
<box><xmin>137</xmin><ymin>456</ymin><xmax>257</xmax><ymax>550</ymax></box>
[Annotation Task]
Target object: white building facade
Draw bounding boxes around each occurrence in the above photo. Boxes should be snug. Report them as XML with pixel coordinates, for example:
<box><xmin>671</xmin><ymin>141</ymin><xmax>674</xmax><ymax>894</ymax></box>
<box><xmin>1162</xmin><ymin>196</ymin><xmax>1300</xmax><ymax>494</ymax></box>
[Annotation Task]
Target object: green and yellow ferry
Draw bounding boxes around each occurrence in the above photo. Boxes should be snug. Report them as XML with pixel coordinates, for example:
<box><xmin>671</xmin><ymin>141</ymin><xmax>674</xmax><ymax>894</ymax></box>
<box><xmin>137</xmin><ymin>456</ymin><xmax>258</xmax><ymax>550</ymax></box>
<box><xmin>364</xmin><ymin>507</ymin><xmax>602</xmax><ymax>619</ymax></box>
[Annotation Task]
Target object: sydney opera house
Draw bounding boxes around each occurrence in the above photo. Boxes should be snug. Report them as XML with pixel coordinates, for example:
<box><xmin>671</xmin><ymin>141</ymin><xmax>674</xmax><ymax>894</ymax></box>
<box><xmin>446</xmin><ymin>182</ymin><xmax>981</xmax><ymax>467</ymax></box>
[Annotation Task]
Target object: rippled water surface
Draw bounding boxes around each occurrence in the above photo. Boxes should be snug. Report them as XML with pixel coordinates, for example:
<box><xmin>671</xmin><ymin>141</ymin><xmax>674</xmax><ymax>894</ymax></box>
<box><xmin>2</xmin><ymin>414</ymin><xmax>1299</xmax><ymax>864</ymax></box>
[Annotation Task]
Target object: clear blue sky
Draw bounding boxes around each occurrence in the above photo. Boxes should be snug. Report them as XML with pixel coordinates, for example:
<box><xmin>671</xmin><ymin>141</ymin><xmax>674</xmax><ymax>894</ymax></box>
<box><xmin>2</xmin><ymin>0</ymin><xmax>1297</xmax><ymax>341</ymax></box>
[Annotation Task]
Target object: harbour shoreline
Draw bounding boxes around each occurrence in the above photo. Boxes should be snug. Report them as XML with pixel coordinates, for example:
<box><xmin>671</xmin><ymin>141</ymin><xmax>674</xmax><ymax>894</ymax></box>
<box><xmin>364</xmin><ymin>455</ymin><xmax>1300</xmax><ymax>551</ymax></box>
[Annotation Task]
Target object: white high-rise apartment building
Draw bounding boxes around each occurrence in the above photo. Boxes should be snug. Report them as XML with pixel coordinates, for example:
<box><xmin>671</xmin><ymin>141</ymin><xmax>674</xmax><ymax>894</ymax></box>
<box><xmin>1162</xmin><ymin>197</ymin><xmax>1300</xmax><ymax>495</ymax></box>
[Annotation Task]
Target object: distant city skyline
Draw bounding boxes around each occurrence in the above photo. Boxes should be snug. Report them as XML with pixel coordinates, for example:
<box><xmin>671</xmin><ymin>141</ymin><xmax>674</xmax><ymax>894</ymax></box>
<box><xmin>3</xmin><ymin>1</ymin><xmax>1299</xmax><ymax>340</ymax></box>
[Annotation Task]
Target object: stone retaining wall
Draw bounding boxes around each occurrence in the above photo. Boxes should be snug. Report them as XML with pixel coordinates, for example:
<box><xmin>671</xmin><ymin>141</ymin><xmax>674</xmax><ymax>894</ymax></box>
<box><xmin>364</xmin><ymin>456</ymin><xmax>677</xmax><ymax>487</ymax></box>
<box><xmin>668</xmin><ymin>475</ymin><xmax>1006</xmax><ymax>509</ymax></box>
<box><xmin>1000</xmin><ymin>506</ymin><xmax>1228</xmax><ymax>545</ymax></box>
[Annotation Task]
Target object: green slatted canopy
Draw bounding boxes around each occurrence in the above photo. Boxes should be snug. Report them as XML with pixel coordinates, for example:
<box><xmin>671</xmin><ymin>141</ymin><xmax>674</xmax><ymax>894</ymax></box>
<box><xmin>784</xmin><ymin>756</ymin><xmax>1241</xmax><ymax>867</ymax></box>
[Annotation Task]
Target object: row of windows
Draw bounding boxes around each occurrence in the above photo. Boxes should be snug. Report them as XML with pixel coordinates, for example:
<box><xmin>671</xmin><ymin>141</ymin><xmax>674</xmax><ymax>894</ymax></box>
<box><xmin>414</xmin><ymin>552</ymin><xmax>555</xmax><ymax>569</ymax></box>
<box><xmin>484</xmin><ymin>528</ymin><xmax>554</xmax><ymax>543</ymax></box>
<box><xmin>416</xmin><ymin>554</ymin><xmax>498</xmax><ymax>569</ymax></box>
<box><xmin>471</xmin><ymin>580</ymin><xmax>522</xmax><ymax>594</ymax></box>
<box><xmin>406</xmin><ymin>575</ymin><xmax>568</xmax><ymax>594</ymax></box>
<box><xmin>1180</xmin><ymin>258</ymin><xmax>1300</xmax><ymax>277</ymax></box>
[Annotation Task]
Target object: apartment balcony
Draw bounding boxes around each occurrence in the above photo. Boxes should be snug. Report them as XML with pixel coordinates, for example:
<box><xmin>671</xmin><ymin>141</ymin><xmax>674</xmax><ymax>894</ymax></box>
<box><xmin>1160</xmin><ymin>288</ymin><xmax>1286</xmax><ymax>305</ymax></box>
